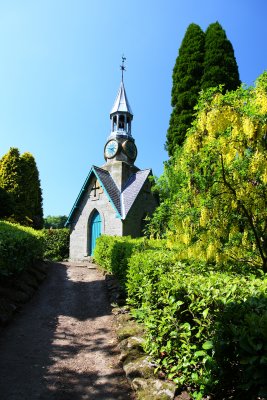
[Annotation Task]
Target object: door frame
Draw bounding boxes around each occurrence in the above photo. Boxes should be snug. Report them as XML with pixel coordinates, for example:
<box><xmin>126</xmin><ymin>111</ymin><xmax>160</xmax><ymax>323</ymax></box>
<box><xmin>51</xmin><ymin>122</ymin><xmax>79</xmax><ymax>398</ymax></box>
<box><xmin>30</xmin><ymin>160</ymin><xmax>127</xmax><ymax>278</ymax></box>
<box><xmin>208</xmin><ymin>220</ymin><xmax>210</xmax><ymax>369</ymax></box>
<box><xmin>88</xmin><ymin>209</ymin><xmax>102</xmax><ymax>256</ymax></box>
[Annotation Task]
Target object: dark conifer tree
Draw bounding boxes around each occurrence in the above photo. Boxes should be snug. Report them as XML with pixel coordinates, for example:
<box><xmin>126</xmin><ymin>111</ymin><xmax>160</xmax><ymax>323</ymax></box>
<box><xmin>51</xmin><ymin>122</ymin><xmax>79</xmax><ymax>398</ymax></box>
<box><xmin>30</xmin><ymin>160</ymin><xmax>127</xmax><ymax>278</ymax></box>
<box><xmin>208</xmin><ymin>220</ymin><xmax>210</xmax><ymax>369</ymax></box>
<box><xmin>0</xmin><ymin>147</ymin><xmax>24</xmax><ymax>222</ymax></box>
<box><xmin>166</xmin><ymin>22</ymin><xmax>240</xmax><ymax>157</ymax></box>
<box><xmin>20</xmin><ymin>152</ymin><xmax>43</xmax><ymax>229</ymax></box>
<box><xmin>165</xmin><ymin>23</ymin><xmax>205</xmax><ymax>157</ymax></box>
<box><xmin>0</xmin><ymin>187</ymin><xmax>13</xmax><ymax>218</ymax></box>
<box><xmin>201</xmin><ymin>22</ymin><xmax>240</xmax><ymax>92</ymax></box>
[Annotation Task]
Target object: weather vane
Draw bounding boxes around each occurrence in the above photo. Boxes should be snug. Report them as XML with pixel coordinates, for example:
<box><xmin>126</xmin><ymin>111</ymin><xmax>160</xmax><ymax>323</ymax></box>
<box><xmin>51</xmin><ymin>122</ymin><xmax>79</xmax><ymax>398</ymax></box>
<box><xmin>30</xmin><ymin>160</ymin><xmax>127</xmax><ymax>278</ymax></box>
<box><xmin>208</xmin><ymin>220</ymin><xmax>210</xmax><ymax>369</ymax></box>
<box><xmin>120</xmin><ymin>54</ymin><xmax>126</xmax><ymax>81</ymax></box>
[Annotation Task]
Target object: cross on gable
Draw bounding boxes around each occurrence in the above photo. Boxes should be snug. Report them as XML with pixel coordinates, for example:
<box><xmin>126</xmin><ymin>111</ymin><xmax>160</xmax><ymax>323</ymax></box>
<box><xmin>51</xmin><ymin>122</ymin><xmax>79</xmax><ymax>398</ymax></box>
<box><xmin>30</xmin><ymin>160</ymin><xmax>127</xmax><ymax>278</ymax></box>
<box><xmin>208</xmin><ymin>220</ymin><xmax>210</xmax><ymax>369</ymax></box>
<box><xmin>91</xmin><ymin>180</ymin><xmax>100</xmax><ymax>197</ymax></box>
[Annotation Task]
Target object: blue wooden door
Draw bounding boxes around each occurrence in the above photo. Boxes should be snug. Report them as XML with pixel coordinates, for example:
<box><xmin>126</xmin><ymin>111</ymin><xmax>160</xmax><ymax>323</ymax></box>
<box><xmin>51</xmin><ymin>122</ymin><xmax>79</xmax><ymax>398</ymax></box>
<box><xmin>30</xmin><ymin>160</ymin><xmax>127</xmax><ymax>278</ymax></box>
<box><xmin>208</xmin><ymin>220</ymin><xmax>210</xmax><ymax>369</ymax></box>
<box><xmin>89</xmin><ymin>211</ymin><xmax>101</xmax><ymax>255</ymax></box>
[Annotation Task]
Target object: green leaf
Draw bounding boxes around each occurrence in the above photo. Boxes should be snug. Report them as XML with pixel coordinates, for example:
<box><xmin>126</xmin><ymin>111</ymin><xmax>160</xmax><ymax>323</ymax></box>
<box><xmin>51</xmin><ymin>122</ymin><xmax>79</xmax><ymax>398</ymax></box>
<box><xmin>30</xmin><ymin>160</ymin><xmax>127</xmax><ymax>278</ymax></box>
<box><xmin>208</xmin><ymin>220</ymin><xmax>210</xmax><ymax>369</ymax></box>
<box><xmin>202</xmin><ymin>341</ymin><xmax>213</xmax><ymax>350</ymax></box>
<box><xmin>194</xmin><ymin>350</ymin><xmax>206</xmax><ymax>358</ymax></box>
<box><xmin>202</xmin><ymin>308</ymin><xmax>209</xmax><ymax>319</ymax></box>
<box><xmin>191</xmin><ymin>372</ymin><xmax>199</xmax><ymax>381</ymax></box>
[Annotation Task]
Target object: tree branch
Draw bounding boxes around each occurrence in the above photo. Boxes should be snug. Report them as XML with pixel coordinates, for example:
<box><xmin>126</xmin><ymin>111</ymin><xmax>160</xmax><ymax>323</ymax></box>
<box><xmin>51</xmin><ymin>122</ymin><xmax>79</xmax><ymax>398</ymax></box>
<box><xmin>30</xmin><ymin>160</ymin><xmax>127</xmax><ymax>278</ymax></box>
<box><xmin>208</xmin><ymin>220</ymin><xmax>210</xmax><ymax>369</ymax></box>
<box><xmin>220</xmin><ymin>154</ymin><xmax>267</xmax><ymax>268</ymax></box>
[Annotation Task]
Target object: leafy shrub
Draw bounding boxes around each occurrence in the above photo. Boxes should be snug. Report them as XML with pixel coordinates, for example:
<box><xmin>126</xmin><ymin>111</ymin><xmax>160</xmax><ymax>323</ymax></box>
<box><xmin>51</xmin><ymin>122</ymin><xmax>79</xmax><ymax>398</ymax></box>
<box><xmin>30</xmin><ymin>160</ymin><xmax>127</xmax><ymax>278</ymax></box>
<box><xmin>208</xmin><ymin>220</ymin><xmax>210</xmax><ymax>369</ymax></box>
<box><xmin>214</xmin><ymin>295</ymin><xmax>267</xmax><ymax>399</ymax></box>
<box><xmin>150</xmin><ymin>73</ymin><xmax>267</xmax><ymax>273</ymax></box>
<box><xmin>126</xmin><ymin>250</ymin><xmax>267</xmax><ymax>399</ymax></box>
<box><xmin>0</xmin><ymin>220</ymin><xmax>44</xmax><ymax>276</ymax></box>
<box><xmin>42</xmin><ymin>228</ymin><xmax>69</xmax><ymax>261</ymax></box>
<box><xmin>95</xmin><ymin>235</ymin><xmax>267</xmax><ymax>397</ymax></box>
<box><xmin>44</xmin><ymin>215</ymin><xmax>67</xmax><ymax>229</ymax></box>
<box><xmin>94</xmin><ymin>235</ymin><xmax>165</xmax><ymax>286</ymax></box>
<box><xmin>94</xmin><ymin>235</ymin><xmax>145</xmax><ymax>285</ymax></box>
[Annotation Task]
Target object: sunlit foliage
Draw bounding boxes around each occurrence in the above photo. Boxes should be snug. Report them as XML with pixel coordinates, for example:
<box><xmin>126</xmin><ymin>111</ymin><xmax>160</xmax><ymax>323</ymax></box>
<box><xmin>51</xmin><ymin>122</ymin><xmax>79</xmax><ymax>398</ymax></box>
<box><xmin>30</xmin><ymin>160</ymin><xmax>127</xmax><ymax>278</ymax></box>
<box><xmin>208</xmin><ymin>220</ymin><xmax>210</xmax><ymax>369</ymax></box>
<box><xmin>44</xmin><ymin>215</ymin><xmax>67</xmax><ymax>229</ymax></box>
<box><xmin>0</xmin><ymin>148</ymin><xmax>43</xmax><ymax>229</ymax></box>
<box><xmin>0</xmin><ymin>221</ymin><xmax>44</xmax><ymax>276</ymax></box>
<box><xmin>20</xmin><ymin>152</ymin><xmax>43</xmax><ymax>229</ymax></box>
<box><xmin>152</xmin><ymin>72</ymin><xmax>267</xmax><ymax>271</ymax></box>
<box><xmin>171</xmin><ymin>73</ymin><xmax>267</xmax><ymax>270</ymax></box>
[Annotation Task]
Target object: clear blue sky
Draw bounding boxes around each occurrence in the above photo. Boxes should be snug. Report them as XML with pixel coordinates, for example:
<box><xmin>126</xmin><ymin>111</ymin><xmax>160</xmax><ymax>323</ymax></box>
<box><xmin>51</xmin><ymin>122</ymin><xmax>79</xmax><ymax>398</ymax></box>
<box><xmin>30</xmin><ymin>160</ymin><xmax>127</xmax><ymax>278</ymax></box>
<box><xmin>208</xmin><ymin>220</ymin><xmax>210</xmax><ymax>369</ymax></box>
<box><xmin>1</xmin><ymin>0</ymin><xmax>267</xmax><ymax>217</ymax></box>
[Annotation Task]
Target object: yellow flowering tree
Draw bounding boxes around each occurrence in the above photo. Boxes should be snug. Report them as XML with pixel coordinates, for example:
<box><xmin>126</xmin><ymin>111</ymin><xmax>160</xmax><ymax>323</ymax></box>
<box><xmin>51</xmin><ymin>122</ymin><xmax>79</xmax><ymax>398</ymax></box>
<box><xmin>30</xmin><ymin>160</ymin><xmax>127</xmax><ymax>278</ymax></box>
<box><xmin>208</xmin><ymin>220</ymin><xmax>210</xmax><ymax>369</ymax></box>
<box><xmin>166</xmin><ymin>72</ymin><xmax>267</xmax><ymax>271</ymax></box>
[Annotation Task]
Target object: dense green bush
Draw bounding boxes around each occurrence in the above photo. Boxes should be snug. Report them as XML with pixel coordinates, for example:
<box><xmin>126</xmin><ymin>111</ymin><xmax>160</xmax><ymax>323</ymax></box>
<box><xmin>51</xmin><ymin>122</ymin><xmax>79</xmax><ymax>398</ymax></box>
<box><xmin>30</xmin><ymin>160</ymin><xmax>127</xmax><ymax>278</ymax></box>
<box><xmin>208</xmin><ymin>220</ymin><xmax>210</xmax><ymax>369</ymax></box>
<box><xmin>44</xmin><ymin>215</ymin><xmax>67</xmax><ymax>229</ymax></box>
<box><xmin>95</xmin><ymin>235</ymin><xmax>267</xmax><ymax>397</ymax></box>
<box><xmin>94</xmin><ymin>235</ymin><xmax>145</xmax><ymax>285</ymax></box>
<box><xmin>214</xmin><ymin>295</ymin><xmax>267</xmax><ymax>398</ymax></box>
<box><xmin>42</xmin><ymin>228</ymin><xmax>69</xmax><ymax>261</ymax></box>
<box><xmin>94</xmin><ymin>235</ymin><xmax>165</xmax><ymax>285</ymax></box>
<box><xmin>127</xmin><ymin>250</ymin><xmax>267</xmax><ymax>399</ymax></box>
<box><xmin>0</xmin><ymin>220</ymin><xmax>44</xmax><ymax>276</ymax></box>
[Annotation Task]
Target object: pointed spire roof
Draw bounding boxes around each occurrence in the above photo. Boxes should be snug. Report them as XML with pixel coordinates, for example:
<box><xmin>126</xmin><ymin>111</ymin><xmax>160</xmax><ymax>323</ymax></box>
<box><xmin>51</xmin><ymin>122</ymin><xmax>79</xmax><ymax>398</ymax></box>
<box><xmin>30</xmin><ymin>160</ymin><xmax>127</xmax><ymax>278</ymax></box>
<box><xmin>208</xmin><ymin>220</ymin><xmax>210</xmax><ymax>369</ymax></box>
<box><xmin>110</xmin><ymin>81</ymin><xmax>133</xmax><ymax>116</ymax></box>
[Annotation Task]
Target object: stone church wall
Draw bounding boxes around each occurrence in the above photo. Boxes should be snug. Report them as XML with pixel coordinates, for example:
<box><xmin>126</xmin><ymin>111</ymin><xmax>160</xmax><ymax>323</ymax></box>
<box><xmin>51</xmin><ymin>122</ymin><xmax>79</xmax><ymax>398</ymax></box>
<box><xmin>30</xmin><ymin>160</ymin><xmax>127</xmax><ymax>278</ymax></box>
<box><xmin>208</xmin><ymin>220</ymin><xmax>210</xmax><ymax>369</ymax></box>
<box><xmin>69</xmin><ymin>178</ymin><xmax>122</xmax><ymax>260</ymax></box>
<box><xmin>123</xmin><ymin>182</ymin><xmax>158</xmax><ymax>237</ymax></box>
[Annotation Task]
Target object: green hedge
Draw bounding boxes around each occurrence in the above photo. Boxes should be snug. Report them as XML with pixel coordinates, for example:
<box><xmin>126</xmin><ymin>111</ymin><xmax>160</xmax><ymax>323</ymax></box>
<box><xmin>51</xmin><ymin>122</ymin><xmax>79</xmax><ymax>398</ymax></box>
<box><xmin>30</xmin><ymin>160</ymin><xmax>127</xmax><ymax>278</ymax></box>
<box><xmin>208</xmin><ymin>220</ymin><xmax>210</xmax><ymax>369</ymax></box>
<box><xmin>127</xmin><ymin>250</ymin><xmax>267</xmax><ymax>399</ymax></box>
<box><xmin>95</xmin><ymin>235</ymin><xmax>267</xmax><ymax>399</ymax></box>
<box><xmin>93</xmin><ymin>235</ymin><xmax>164</xmax><ymax>286</ymax></box>
<box><xmin>93</xmin><ymin>235</ymin><xmax>143</xmax><ymax>284</ymax></box>
<box><xmin>0</xmin><ymin>220</ymin><xmax>44</xmax><ymax>276</ymax></box>
<box><xmin>42</xmin><ymin>228</ymin><xmax>69</xmax><ymax>261</ymax></box>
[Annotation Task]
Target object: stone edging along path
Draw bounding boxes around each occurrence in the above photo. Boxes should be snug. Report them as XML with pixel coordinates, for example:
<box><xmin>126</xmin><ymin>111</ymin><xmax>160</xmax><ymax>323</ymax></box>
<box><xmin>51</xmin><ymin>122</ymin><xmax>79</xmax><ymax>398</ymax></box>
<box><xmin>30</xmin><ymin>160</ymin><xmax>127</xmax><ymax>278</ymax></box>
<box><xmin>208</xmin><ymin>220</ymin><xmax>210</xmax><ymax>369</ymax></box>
<box><xmin>0</xmin><ymin>262</ymin><xmax>48</xmax><ymax>326</ymax></box>
<box><xmin>105</xmin><ymin>274</ymin><xmax>179</xmax><ymax>400</ymax></box>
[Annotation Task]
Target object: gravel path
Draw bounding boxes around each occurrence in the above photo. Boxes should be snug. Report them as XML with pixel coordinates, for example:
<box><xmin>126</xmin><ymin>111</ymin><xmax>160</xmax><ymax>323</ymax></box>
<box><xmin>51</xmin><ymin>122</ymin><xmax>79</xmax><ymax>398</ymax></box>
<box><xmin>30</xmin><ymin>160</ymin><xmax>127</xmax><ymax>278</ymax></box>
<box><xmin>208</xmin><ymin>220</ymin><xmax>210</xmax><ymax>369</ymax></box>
<box><xmin>0</xmin><ymin>262</ymin><xmax>134</xmax><ymax>400</ymax></box>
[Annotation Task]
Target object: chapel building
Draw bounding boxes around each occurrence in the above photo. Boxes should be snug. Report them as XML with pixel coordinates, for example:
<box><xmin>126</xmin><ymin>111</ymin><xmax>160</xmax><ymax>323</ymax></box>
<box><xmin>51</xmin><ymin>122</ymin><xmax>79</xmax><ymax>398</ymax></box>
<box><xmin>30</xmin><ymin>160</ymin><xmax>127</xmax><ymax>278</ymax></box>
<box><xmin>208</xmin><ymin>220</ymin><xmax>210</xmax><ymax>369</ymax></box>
<box><xmin>66</xmin><ymin>66</ymin><xmax>158</xmax><ymax>260</ymax></box>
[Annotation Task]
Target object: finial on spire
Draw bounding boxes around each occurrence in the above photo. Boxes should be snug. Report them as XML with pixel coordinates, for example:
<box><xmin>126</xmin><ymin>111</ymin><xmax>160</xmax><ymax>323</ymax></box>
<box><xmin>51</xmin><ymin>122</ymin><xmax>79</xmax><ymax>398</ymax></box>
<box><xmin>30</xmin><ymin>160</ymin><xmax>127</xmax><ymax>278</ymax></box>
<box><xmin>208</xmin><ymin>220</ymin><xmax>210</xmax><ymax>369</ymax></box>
<box><xmin>120</xmin><ymin>54</ymin><xmax>126</xmax><ymax>82</ymax></box>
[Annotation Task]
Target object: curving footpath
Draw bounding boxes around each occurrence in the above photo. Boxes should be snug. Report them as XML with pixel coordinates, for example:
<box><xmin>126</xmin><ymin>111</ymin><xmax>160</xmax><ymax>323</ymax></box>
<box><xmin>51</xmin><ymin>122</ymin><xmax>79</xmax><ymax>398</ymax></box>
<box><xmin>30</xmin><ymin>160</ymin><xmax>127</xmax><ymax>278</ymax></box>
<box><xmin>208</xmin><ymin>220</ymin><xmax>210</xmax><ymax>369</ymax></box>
<box><xmin>0</xmin><ymin>262</ymin><xmax>134</xmax><ymax>400</ymax></box>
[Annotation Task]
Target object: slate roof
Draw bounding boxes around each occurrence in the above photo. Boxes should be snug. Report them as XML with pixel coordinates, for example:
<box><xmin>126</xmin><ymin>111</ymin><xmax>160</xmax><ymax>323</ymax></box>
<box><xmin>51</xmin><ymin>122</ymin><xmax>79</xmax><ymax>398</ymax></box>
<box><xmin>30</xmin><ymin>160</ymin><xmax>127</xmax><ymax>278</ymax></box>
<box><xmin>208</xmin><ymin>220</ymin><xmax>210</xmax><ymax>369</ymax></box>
<box><xmin>110</xmin><ymin>81</ymin><xmax>133</xmax><ymax>115</ymax></box>
<box><xmin>121</xmin><ymin>169</ymin><xmax>151</xmax><ymax>219</ymax></box>
<box><xmin>66</xmin><ymin>165</ymin><xmax>151</xmax><ymax>225</ymax></box>
<box><xmin>93</xmin><ymin>166</ymin><xmax>121</xmax><ymax>215</ymax></box>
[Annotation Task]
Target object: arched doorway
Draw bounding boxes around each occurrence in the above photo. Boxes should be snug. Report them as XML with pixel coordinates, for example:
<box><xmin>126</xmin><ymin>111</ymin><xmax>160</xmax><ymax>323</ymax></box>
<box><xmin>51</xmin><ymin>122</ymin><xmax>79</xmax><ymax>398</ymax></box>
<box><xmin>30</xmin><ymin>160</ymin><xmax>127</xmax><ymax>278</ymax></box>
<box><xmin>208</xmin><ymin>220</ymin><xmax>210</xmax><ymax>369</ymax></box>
<box><xmin>89</xmin><ymin>210</ymin><xmax>101</xmax><ymax>255</ymax></box>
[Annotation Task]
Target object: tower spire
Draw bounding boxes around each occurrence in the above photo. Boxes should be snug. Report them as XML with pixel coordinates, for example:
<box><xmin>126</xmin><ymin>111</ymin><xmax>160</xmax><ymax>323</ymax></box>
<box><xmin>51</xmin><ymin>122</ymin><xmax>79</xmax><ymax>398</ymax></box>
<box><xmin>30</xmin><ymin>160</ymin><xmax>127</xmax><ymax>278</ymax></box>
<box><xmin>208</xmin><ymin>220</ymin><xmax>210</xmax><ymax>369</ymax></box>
<box><xmin>120</xmin><ymin>55</ymin><xmax>126</xmax><ymax>82</ymax></box>
<box><xmin>104</xmin><ymin>59</ymin><xmax>137</xmax><ymax>165</ymax></box>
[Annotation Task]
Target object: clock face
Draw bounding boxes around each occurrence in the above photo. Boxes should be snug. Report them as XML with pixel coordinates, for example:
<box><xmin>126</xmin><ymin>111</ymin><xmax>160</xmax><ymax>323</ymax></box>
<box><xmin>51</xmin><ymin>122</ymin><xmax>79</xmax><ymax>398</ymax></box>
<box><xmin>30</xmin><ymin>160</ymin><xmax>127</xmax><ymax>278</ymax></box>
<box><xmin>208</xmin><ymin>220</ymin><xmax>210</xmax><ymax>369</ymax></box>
<box><xmin>122</xmin><ymin>140</ymin><xmax>137</xmax><ymax>160</ymax></box>
<box><xmin>104</xmin><ymin>139</ymin><xmax>119</xmax><ymax>159</ymax></box>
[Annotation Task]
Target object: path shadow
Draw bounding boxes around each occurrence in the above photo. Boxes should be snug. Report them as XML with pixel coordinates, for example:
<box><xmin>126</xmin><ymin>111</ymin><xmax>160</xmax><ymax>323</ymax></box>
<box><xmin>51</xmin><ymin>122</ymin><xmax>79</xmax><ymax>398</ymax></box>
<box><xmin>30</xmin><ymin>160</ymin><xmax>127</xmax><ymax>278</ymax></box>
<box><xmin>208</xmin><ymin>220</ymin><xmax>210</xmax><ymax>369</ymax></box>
<box><xmin>0</xmin><ymin>262</ymin><xmax>133</xmax><ymax>399</ymax></box>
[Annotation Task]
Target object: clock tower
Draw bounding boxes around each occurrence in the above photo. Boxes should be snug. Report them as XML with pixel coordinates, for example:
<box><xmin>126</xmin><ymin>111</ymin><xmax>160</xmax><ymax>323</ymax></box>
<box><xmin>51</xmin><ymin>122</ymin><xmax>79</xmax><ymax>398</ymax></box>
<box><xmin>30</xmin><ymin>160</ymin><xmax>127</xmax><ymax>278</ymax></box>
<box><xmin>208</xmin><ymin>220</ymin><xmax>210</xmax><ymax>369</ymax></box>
<box><xmin>102</xmin><ymin>58</ymin><xmax>139</xmax><ymax>190</ymax></box>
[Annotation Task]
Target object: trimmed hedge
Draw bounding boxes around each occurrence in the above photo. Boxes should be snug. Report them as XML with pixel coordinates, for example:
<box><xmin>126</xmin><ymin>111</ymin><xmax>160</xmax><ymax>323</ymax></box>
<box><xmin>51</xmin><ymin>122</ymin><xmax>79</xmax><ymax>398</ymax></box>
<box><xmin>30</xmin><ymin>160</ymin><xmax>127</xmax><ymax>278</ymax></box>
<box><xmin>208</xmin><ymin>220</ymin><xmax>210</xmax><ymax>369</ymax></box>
<box><xmin>93</xmin><ymin>235</ymin><xmax>143</xmax><ymax>284</ymax></box>
<box><xmin>127</xmin><ymin>250</ymin><xmax>267</xmax><ymax>398</ymax></box>
<box><xmin>93</xmin><ymin>235</ymin><xmax>164</xmax><ymax>285</ymax></box>
<box><xmin>0</xmin><ymin>220</ymin><xmax>44</xmax><ymax>276</ymax></box>
<box><xmin>42</xmin><ymin>228</ymin><xmax>69</xmax><ymax>261</ymax></box>
<box><xmin>94</xmin><ymin>235</ymin><xmax>267</xmax><ymax>399</ymax></box>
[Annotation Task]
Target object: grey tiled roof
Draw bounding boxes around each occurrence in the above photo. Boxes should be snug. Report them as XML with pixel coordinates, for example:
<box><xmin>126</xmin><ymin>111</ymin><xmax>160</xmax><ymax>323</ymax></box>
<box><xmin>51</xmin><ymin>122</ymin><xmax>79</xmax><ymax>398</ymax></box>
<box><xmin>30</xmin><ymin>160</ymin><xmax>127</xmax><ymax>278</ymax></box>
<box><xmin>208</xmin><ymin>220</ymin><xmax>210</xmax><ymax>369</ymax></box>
<box><xmin>121</xmin><ymin>169</ymin><xmax>151</xmax><ymax>219</ymax></box>
<box><xmin>93</xmin><ymin>166</ymin><xmax>121</xmax><ymax>215</ymax></box>
<box><xmin>66</xmin><ymin>165</ymin><xmax>151</xmax><ymax>225</ymax></box>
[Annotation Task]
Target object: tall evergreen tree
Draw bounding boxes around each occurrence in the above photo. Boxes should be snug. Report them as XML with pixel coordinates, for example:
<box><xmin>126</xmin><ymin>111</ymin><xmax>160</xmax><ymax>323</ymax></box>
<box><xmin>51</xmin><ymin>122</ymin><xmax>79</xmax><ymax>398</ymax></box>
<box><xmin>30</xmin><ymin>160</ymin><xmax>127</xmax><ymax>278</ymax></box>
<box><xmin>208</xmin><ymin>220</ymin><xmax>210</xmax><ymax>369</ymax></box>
<box><xmin>0</xmin><ymin>187</ymin><xmax>13</xmax><ymax>218</ymax></box>
<box><xmin>166</xmin><ymin>22</ymin><xmax>240</xmax><ymax>157</ymax></box>
<box><xmin>201</xmin><ymin>22</ymin><xmax>240</xmax><ymax>92</ymax></box>
<box><xmin>0</xmin><ymin>147</ymin><xmax>24</xmax><ymax>222</ymax></box>
<box><xmin>20</xmin><ymin>152</ymin><xmax>43</xmax><ymax>229</ymax></box>
<box><xmin>0</xmin><ymin>148</ymin><xmax>43</xmax><ymax>228</ymax></box>
<box><xmin>166</xmin><ymin>23</ymin><xmax>205</xmax><ymax>157</ymax></box>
